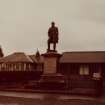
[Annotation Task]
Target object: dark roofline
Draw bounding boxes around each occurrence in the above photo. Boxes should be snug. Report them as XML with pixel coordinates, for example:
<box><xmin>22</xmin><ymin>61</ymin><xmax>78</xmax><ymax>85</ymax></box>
<box><xmin>62</xmin><ymin>51</ymin><xmax>105</xmax><ymax>53</ymax></box>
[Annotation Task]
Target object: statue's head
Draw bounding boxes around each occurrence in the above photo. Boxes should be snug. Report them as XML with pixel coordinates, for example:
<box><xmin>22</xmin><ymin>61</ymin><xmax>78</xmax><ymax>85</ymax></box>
<box><xmin>51</xmin><ymin>22</ymin><xmax>55</xmax><ymax>27</ymax></box>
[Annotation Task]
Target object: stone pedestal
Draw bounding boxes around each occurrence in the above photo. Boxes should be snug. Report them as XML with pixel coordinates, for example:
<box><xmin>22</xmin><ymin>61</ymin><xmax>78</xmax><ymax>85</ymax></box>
<box><xmin>42</xmin><ymin>52</ymin><xmax>61</xmax><ymax>74</ymax></box>
<box><xmin>39</xmin><ymin>51</ymin><xmax>65</xmax><ymax>90</ymax></box>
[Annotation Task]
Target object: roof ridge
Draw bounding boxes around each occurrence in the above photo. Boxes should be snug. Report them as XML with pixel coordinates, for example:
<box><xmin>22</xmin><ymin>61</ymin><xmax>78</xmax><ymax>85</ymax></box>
<box><xmin>63</xmin><ymin>51</ymin><xmax>105</xmax><ymax>53</ymax></box>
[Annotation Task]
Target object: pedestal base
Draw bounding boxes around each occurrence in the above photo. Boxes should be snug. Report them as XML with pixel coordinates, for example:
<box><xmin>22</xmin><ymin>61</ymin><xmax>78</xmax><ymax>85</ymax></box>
<box><xmin>39</xmin><ymin>73</ymin><xmax>65</xmax><ymax>90</ymax></box>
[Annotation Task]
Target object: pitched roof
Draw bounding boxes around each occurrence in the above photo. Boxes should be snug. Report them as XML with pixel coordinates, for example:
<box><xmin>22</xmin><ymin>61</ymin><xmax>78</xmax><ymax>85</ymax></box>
<box><xmin>60</xmin><ymin>51</ymin><xmax>105</xmax><ymax>63</ymax></box>
<box><xmin>0</xmin><ymin>52</ymin><xmax>33</xmax><ymax>63</ymax></box>
<box><xmin>29</xmin><ymin>55</ymin><xmax>44</xmax><ymax>63</ymax></box>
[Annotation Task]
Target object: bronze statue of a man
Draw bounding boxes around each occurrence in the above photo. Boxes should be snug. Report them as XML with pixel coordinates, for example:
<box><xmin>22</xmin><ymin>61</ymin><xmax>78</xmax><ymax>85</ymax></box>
<box><xmin>47</xmin><ymin>22</ymin><xmax>59</xmax><ymax>52</ymax></box>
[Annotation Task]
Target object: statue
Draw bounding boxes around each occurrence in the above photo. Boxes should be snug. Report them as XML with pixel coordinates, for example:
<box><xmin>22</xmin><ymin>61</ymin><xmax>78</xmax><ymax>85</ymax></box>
<box><xmin>47</xmin><ymin>22</ymin><xmax>59</xmax><ymax>52</ymax></box>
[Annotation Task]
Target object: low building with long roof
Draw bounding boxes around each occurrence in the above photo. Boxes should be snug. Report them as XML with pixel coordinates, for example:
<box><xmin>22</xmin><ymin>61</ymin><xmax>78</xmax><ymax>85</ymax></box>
<box><xmin>0</xmin><ymin>52</ymin><xmax>43</xmax><ymax>82</ymax></box>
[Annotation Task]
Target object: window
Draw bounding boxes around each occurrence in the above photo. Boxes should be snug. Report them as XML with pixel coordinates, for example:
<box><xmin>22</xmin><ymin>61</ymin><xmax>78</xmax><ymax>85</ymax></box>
<box><xmin>24</xmin><ymin>63</ymin><xmax>26</xmax><ymax>71</ymax></box>
<box><xmin>93</xmin><ymin>67</ymin><xmax>101</xmax><ymax>79</ymax></box>
<box><xmin>1</xmin><ymin>63</ymin><xmax>6</xmax><ymax>70</ymax></box>
<box><xmin>79</xmin><ymin>65</ymin><xmax>89</xmax><ymax>75</ymax></box>
<box><xmin>19</xmin><ymin>63</ymin><xmax>21</xmax><ymax>71</ymax></box>
<box><xmin>93</xmin><ymin>72</ymin><xmax>101</xmax><ymax>79</ymax></box>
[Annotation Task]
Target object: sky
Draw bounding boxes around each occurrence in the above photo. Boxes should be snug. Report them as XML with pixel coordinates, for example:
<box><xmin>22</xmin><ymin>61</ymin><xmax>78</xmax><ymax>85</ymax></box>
<box><xmin>0</xmin><ymin>0</ymin><xmax>105</xmax><ymax>55</ymax></box>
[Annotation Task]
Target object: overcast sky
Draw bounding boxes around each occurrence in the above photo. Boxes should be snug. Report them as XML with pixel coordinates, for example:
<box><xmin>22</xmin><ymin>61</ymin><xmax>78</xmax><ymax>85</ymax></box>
<box><xmin>0</xmin><ymin>0</ymin><xmax>105</xmax><ymax>55</ymax></box>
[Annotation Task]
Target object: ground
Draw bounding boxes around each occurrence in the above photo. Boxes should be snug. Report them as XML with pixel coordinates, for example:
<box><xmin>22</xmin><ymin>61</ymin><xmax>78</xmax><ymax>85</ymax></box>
<box><xmin>0</xmin><ymin>91</ymin><xmax>104</xmax><ymax>105</ymax></box>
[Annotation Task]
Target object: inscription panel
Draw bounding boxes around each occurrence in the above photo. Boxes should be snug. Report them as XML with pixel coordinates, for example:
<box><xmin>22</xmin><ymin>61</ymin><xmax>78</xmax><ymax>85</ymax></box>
<box><xmin>44</xmin><ymin>57</ymin><xmax>57</xmax><ymax>74</ymax></box>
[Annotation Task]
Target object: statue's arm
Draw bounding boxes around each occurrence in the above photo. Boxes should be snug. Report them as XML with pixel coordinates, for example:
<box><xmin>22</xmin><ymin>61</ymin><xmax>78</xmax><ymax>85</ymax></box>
<box><xmin>56</xmin><ymin>27</ymin><xmax>59</xmax><ymax>36</ymax></box>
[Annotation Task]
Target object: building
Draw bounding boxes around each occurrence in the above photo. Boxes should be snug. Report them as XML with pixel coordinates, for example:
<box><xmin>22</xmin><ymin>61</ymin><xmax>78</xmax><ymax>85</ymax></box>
<box><xmin>0</xmin><ymin>50</ymin><xmax>104</xmax><ymax>95</ymax></box>
<box><xmin>59</xmin><ymin>51</ymin><xmax>105</xmax><ymax>78</ymax></box>
<box><xmin>29</xmin><ymin>50</ymin><xmax>44</xmax><ymax>72</ymax></box>
<box><xmin>0</xmin><ymin>52</ymin><xmax>42</xmax><ymax>83</ymax></box>
<box><xmin>59</xmin><ymin>51</ymin><xmax>104</xmax><ymax>93</ymax></box>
